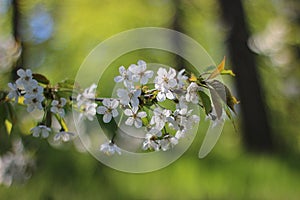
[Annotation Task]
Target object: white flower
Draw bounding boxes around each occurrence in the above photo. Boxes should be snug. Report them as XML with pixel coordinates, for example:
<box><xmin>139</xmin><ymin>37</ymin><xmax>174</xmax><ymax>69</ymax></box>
<box><xmin>80</xmin><ymin>102</ymin><xmax>97</xmax><ymax>121</ymax></box>
<box><xmin>82</xmin><ymin>83</ymin><xmax>97</xmax><ymax>99</ymax></box>
<box><xmin>150</xmin><ymin>107</ymin><xmax>171</xmax><ymax>131</ymax></box>
<box><xmin>51</xmin><ymin>98</ymin><xmax>67</xmax><ymax>117</ymax></box>
<box><xmin>16</xmin><ymin>69</ymin><xmax>37</xmax><ymax>88</ymax></box>
<box><xmin>54</xmin><ymin>131</ymin><xmax>74</xmax><ymax>142</ymax></box>
<box><xmin>23</xmin><ymin>94</ymin><xmax>44</xmax><ymax>112</ymax></box>
<box><xmin>100</xmin><ymin>141</ymin><xmax>121</xmax><ymax>155</ymax></box>
<box><xmin>142</xmin><ymin>133</ymin><xmax>160</xmax><ymax>151</ymax></box>
<box><xmin>176</xmin><ymin>69</ymin><xmax>188</xmax><ymax>89</ymax></box>
<box><xmin>169</xmin><ymin>104</ymin><xmax>200</xmax><ymax>139</ymax></box>
<box><xmin>7</xmin><ymin>83</ymin><xmax>20</xmax><ymax>102</ymax></box>
<box><xmin>205</xmin><ymin>106</ymin><xmax>226</xmax><ymax>127</ymax></box>
<box><xmin>186</xmin><ymin>114</ymin><xmax>200</xmax><ymax>128</ymax></box>
<box><xmin>175</xmin><ymin>128</ymin><xmax>187</xmax><ymax>139</ymax></box>
<box><xmin>186</xmin><ymin>82</ymin><xmax>199</xmax><ymax>104</ymax></box>
<box><xmin>124</xmin><ymin>106</ymin><xmax>147</xmax><ymax>128</ymax></box>
<box><xmin>30</xmin><ymin>125</ymin><xmax>51</xmax><ymax>138</ymax></box>
<box><xmin>117</xmin><ymin>88</ymin><xmax>141</xmax><ymax>107</ymax></box>
<box><xmin>0</xmin><ymin>140</ymin><xmax>33</xmax><ymax>186</ymax></box>
<box><xmin>76</xmin><ymin>84</ymin><xmax>97</xmax><ymax>107</ymax></box>
<box><xmin>24</xmin><ymin>81</ymin><xmax>43</xmax><ymax>97</ymax></box>
<box><xmin>114</xmin><ymin>66</ymin><xmax>134</xmax><ymax>88</ymax></box>
<box><xmin>128</xmin><ymin>60</ymin><xmax>154</xmax><ymax>85</ymax></box>
<box><xmin>155</xmin><ymin>67</ymin><xmax>177</xmax><ymax>88</ymax></box>
<box><xmin>76</xmin><ymin>84</ymin><xmax>98</xmax><ymax>121</ymax></box>
<box><xmin>160</xmin><ymin>135</ymin><xmax>178</xmax><ymax>151</ymax></box>
<box><xmin>154</xmin><ymin>67</ymin><xmax>177</xmax><ymax>101</ymax></box>
<box><xmin>97</xmin><ymin>99</ymin><xmax>119</xmax><ymax>123</ymax></box>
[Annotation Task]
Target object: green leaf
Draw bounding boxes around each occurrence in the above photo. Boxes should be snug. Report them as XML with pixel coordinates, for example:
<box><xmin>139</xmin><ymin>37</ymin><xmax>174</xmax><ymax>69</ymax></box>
<box><xmin>221</xmin><ymin>69</ymin><xmax>235</xmax><ymax>76</ymax></box>
<box><xmin>198</xmin><ymin>90</ymin><xmax>212</xmax><ymax>115</ymax></box>
<box><xmin>4</xmin><ymin>119</ymin><xmax>12</xmax><ymax>135</ymax></box>
<box><xmin>5</xmin><ymin>102</ymin><xmax>17</xmax><ymax>123</ymax></box>
<box><xmin>157</xmin><ymin>99</ymin><xmax>176</xmax><ymax>111</ymax></box>
<box><xmin>208</xmin><ymin>80</ymin><xmax>239</xmax><ymax>114</ymax></box>
<box><xmin>97</xmin><ymin>115</ymin><xmax>118</xmax><ymax>140</ymax></box>
<box><xmin>33</xmin><ymin>73</ymin><xmax>50</xmax><ymax>85</ymax></box>
<box><xmin>57</xmin><ymin>79</ymin><xmax>79</xmax><ymax>90</ymax></box>
<box><xmin>209</xmin><ymin>88</ymin><xmax>223</xmax><ymax>119</ymax></box>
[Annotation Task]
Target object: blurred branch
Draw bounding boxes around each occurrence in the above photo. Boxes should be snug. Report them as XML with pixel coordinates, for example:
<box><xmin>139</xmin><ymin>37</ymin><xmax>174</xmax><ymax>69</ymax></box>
<box><xmin>218</xmin><ymin>0</ymin><xmax>274</xmax><ymax>152</ymax></box>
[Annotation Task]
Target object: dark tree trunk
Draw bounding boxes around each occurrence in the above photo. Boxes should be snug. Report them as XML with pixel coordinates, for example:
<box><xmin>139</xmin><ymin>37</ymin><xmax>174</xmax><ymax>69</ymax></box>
<box><xmin>218</xmin><ymin>0</ymin><xmax>274</xmax><ymax>152</ymax></box>
<box><xmin>11</xmin><ymin>0</ymin><xmax>24</xmax><ymax>81</ymax></box>
<box><xmin>171</xmin><ymin>0</ymin><xmax>185</xmax><ymax>70</ymax></box>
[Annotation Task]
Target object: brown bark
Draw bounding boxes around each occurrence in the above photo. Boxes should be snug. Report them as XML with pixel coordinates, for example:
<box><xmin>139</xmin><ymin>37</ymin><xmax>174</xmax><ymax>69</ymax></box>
<box><xmin>218</xmin><ymin>0</ymin><xmax>274</xmax><ymax>152</ymax></box>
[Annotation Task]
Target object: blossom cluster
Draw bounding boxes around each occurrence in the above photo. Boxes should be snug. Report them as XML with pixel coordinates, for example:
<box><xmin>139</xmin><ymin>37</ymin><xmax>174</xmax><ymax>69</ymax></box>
<box><xmin>7</xmin><ymin>69</ymin><xmax>74</xmax><ymax>142</ymax></box>
<box><xmin>0</xmin><ymin>140</ymin><xmax>34</xmax><ymax>186</ymax></box>
<box><xmin>4</xmin><ymin>58</ymin><xmax>237</xmax><ymax>157</ymax></box>
<box><xmin>94</xmin><ymin>60</ymin><xmax>201</xmax><ymax>154</ymax></box>
<box><xmin>8</xmin><ymin>69</ymin><xmax>44</xmax><ymax>112</ymax></box>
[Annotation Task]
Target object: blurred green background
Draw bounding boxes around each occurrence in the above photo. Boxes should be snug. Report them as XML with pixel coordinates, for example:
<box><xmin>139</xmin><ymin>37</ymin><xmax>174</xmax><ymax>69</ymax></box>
<box><xmin>0</xmin><ymin>0</ymin><xmax>300</xmax><ymax>199</ymax></box>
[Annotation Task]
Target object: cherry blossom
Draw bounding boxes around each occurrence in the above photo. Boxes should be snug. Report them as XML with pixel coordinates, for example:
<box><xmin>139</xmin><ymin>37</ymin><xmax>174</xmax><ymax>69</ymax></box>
<box><xmin>124</xmin><ymin>106</ymin><xmax>147</xmax><ymax>128</ymax></box>
<box><xmin>97</xmin><ymin>99</ymin><xmax>119</xmax><ymax>123</ymax></box>
<box><xmin>100</xmin><ymin>141</ymin><xmax>121</xmax><ymax>155</ymax></box>
<box><xmin>128</xmin><ymin>60</ymin><xmax>154</xmax><ymax>85</ymax></box>
<box><xmin>30</xmin><ymin>125</ymin><xmax>51</xmax><ymax>138</ymax></box>
<box><xmin>51</xmin><ymin>98</ymin><xmax>67</xmax><ymax>117</ymax></box>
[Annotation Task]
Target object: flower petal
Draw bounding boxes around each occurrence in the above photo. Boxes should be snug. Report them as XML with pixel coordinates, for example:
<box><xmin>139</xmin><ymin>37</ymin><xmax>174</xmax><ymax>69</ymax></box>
<box><xmin>123</xmin><ymin>108</ymin><xmax>132</xmax><ymax>116</ymax></box>
<box><xmin>114</xmin><ymin>76</ymin><xmax>123</xmax><ymax>83</ymax></box>
<box><xmin>111</xmin><ymin>99</ymin><xmax>119</xmax><ymax>109</ymax></box>
<box><xmin>134</xmin><ymin>119</ymin><xmax>143</xmax><ymax>128</ymax></box>
<box><xmin>111</xmin><ymin>109</ymin><xmax>119</xmax><ymax>117</ymax></box>
<box><xmin>137</xmin><ymin>111</ymin><xmax>147</xmax><ymax>118</ymax></box>
<box><xmin>125</xmin><ymin>117</ymin><xmax>134</xmax><ymax>126</ymax></box>
<box><xmin>97</xmin><ymin>106</ymin><xmax>107</xmax><ymax>114</ymax></box>
<box><xmin>103</xmin><ymin>113</ymin><xmax>112</xmax><ymax>123</ymax></box>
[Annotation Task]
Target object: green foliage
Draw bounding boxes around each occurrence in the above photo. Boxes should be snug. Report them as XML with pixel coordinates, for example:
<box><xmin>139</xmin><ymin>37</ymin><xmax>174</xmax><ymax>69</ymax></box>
<box><xmin>198</xmin><ymin>90</ymin><xmax>212</xmax><ymax>115</ymax></box>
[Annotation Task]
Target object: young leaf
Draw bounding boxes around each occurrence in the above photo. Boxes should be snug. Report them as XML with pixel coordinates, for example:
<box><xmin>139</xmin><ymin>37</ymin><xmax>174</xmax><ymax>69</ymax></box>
<box><xmin>33</xmin><ymin>73</ymin><xmax>50</xmax><ymax>85</ymax></box>
<box><xmin>208</xmin><ymin>56</ymin><xmax>226</xmax><ymax>80</ymax></box>
<box><xmin>198</xmin><ymin>90</ymin><xmax>212</xmax><ymax>115</ymax></box>
<box><xmin>221</xmin><ymin>69</ymin><xmax>235</xmax><ymax>76</ymax></box>
<box><xmin>208</xmin><ymin>80</ymin><xmax>239</xmax><ymax>114</ymax></box>
<box><xmin>189</xmin><ymin>73</ymin><xmax>198</xmax><ymax>82</ymax></box>
<box><xmin>4</xmin><ymin>119</ymin><xmax>12</xmax><ymax>135</ymax></box>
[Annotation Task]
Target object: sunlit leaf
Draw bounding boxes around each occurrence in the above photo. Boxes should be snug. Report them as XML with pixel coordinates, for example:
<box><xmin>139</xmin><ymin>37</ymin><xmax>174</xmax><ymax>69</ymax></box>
<box><xmin>4</xmin><ymin>119</ymin><xmax>12</xmax><ymax>135</ymax></box>
<box><xmin>208</xmin><ymin>56</ymin><xmax>226</xmax><ymax>79</ymax></box>
<box><xmin>33</xmin><ymin>73</ymin><xmax>50</xmax><ymax>85</ymax></box>
<box><xmin>189</xmin><ymin>73</ymin><xmax>198</xmax><ymax>82</ymax></box>
<box><xmin>221</xmin><ymin>69</ymin><xmax>235</xmax><ymax>76</ymax></box>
